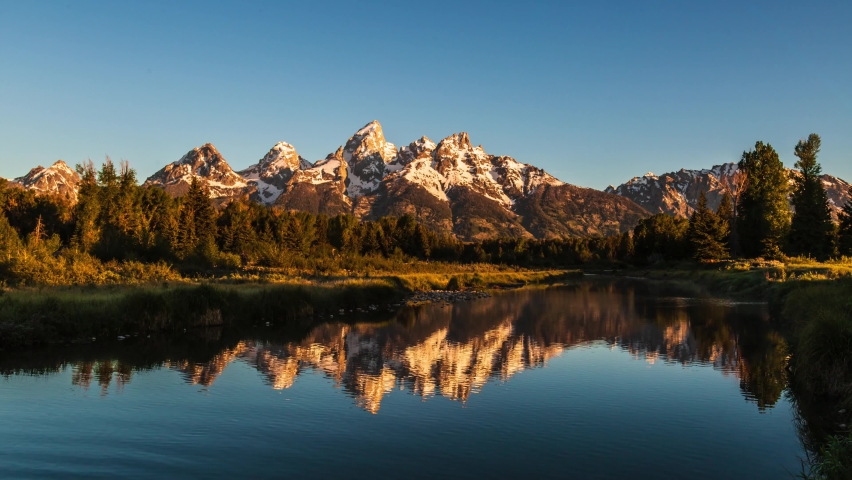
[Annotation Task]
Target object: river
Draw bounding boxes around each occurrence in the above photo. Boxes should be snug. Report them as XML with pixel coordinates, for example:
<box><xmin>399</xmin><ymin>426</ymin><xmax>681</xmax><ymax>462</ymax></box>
<box><xmin>0</xmin><ymin>279</ymin><xmax>805</xmax><ymax>479</ymax></box>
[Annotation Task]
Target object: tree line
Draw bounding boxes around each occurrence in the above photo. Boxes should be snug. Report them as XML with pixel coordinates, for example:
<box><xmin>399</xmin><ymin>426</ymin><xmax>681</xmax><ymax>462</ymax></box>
<box><xmin>629</xmin><ymin>133</ymin><xmax>852</xmax><ymax>263</ymax></box>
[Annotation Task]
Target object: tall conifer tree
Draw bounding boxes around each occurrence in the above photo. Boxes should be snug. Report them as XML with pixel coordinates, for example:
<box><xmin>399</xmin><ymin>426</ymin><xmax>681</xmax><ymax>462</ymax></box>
<box><xmin>0</xmin><ymin>212</ymin><xmax>22</xmax><ymax>262</ymax></box>
<box><xmin>838</xmin><ymin>185</ymin><xmax>852</xmax><ymax>256</ymax></box>
<box><xmin>688</xmin><ymin>191</ymin><xmax>730</xmax><ymax>261</ymax></box>
<box><xmin>186</xmin><ymin>178</ymin><xmax>217</xmax><ymax>245</ymax></box>
<box><xmin>788</xmin><ymin>134</ymin><xmax>834</xmax><ymax>258</ymax></box>
<box><xmin>716</xmin><ymin>192</ymin><xmax>734</xmax><ymax>250</ymax></box>
<box><xmin>736</xmin><ymin>141</ymin><xmax>791</xmax><ymax>259</ymax></box>
<box><xmin>72</xmin><ymin>160</ymin><xmax>102</xmax><ymax>252</ymax></box>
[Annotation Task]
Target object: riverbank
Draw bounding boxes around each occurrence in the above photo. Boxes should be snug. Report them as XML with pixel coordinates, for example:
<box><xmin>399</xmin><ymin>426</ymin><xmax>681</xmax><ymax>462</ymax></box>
<box><xmin>600</xmin><ymin>259</ymin><xmax>852</xmax><ymax>477</ymax></box>
<box><xmin>611</xmin><ymin>261</ymin><xmax>851</xmax><ymax>405</ymax></box>
<box><xmin>0</xmin><ymin>270</ymin><xmax>579</xmax><ymax>350</ymax></box>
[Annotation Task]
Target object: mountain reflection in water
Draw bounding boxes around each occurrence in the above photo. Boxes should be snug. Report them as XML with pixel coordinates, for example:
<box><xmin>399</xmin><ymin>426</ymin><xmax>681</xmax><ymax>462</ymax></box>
<box><xmin>2</xmin><ymin>280</ymin><xmax>788</xmax><ymax>414</ymax></box>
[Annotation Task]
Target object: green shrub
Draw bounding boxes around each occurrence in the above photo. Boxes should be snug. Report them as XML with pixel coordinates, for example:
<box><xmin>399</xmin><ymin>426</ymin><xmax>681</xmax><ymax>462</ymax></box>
<box><xmin>784</xmin><ymin>281</ymin><xmax>852</xmax><ymax>404</ymax></box>
<box><xmin>803</xmin><ymin>432</ymin><xmax>852</xmax><ymax>480</ymax></box>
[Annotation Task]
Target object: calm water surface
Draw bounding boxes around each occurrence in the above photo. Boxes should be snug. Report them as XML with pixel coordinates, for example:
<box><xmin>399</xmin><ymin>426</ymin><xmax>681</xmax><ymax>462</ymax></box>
<box><xmin>0</xmin><ymin>279</ymin><xmax>804</xmax><ymax>479</ymax></box>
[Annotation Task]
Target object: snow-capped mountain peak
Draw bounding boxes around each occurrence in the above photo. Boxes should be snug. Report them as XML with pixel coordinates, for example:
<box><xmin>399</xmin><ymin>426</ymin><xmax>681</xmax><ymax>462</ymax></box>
<box><xmin>12</xmin><ymin>160</ymin><xmax>81</xmax><ymax>202</ymax></box>
<box><xmin>5</xmin><ymin>121</ymin><xmax>657</xmax><ymax>240</ymax></box>
<box><xmin>608</xmin><ymin>162</ymin><xmax>852</xmax><ymax>219</ymax></box>
<box><xmin>239</xmin><ymin>141</ymin><xmax>312</xmax><ymax>204</ymax></box>
<box><xmin>339</xmin><ymin>120</ymin><xmax>398</xmax><ymax>197</ymax></box>
<box><xmin>144</xmin><ymin>143</ymin><xmax>249</xmax><ymax>199</ymax></box>
<box><xmin>391</xmin><ymin>136</ymin><xmax>437</xmax><ymax>171</ymax></box>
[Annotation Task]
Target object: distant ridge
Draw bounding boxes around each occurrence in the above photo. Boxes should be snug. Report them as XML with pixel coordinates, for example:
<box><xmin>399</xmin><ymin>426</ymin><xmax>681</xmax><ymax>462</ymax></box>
<box><xmin>606</xmin><ymin>163</ymin><xmax>852</xmax><ymax>220</ymax></box>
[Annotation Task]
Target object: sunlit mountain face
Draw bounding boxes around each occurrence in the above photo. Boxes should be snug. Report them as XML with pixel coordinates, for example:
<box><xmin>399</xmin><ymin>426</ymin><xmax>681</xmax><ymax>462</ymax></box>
<box><xmin>0</xmin><ymin>279</ymin><xmax>787</xmax><ymax>415</ymax></box>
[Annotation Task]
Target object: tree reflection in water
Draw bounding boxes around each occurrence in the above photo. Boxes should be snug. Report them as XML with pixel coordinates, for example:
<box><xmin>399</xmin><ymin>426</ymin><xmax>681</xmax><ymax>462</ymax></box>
<box><xmin>1</xmin><ymin>279</ymin><xmax>789</xmax><ymax>416</ymax></box>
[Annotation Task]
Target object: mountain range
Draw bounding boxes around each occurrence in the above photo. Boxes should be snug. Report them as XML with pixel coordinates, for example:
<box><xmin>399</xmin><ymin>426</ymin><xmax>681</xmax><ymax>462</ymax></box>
<box><xmin>5</xmin><ymin>121</ymin><xmax>851</xmax><ymax>239</ymax></box>
<box><xmin>605</xmin><ymin>164</ymin><xmax>852</xmax><ymax>220</ymax></box>
<box><xmin>140</xmin><ymin>121</ymin><xmax>647</xmax><ymax>240</ymax></box>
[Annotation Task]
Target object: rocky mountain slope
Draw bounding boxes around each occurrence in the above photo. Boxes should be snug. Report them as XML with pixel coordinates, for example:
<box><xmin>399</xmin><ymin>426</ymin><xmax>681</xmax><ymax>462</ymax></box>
<box><xmin>606</xmin><ymin>163</ymin><xmax>852</xmax><ymax>219</ymax></box>
<box><xmin>137</xmin><ymin>120</ymin><xmax>648</xmax><ymax>239</ymax></box>
<box><xmin>262</xmin><ymin>121</ymin><xmax>648</xmax><ymax>239</ymax></box>
<box><xmin>11</xmin><ymin>160</ymin><xmax>81</xmax><ymax>202</ymax></box>
<box><xmin>143</xmin><ymin>143</ymin><xmax>250</xmax><ymax>199</ymax></box>
<box><xmin>237</xmin><ymin>142</ymin><xmax>311</xmax><ymax>204</ymax></box>
<box><xmin>7</xmin><ymin>121</ymin><xmax>651</xmax><ymax>239</ymax></box>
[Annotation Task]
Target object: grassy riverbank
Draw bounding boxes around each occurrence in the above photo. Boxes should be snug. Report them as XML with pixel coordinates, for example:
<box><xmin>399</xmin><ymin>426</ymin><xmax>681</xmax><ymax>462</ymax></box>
<box><xmin>623</xmin><ymin>259</ymin><xmax>852</xmax><ymax>404</ymax></box>
<box><xmin>783</xmin><ymin>279</ymin><xmax>852</xmax><ymax>480</ymax></box>
<box><xmin>0</xmin><ymin>269</ymin><xmax>578</xmax><ymax>350</ymax></box>
<box><xmin>608</xmin><ymin>259</ymin><xmax>852</xmax><ymax>478</ymax></box>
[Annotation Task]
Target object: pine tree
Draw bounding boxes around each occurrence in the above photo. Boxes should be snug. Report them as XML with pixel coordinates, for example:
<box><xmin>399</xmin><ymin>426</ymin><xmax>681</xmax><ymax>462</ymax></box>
<box><xmin>632</xmin><ymin>214</ymin><xmax>690</xmax><ymax>262</ymax></box>
<box><xmin>186</xmin><ymin>177</ymin><xmax>217</xmax><ymax>246</ymax></box>
<box><xmin>788</xmin><ymin>134</ymin><xmax>835</xmax><ymax>259</ymax></box>
<box><xmin>617</xmin><ymin>231</ymin><xmax>634</xmax><ymax>260</ymax></box>
<box><xmin>0</xmin><ymin>212</ymin><xmax>22</xmax><ymax>262</ymax></box>
<box><xmin>720</xmin><ymin>169</ymin><xmax>747</xmax><ymax>257</ymax></box>
<box><xmin>716</xmin><ymin>193</ymin><xmax>734</xmax><ymax>227</ymax></box>
<box><xmin>737</xmin><ymin>141</ymin><xmax>791</xmax><ymax>259</ymax></box>
<box><xmin>838</xmin><ymin>185</ymin><xmax>852</xmax><ymax>256</ymax></box>
<box><xmin>72</xmin><ymin>160</ymin><xmax>102</xmax><ymax>252</ymax></box>
<box><xmin>687</xmin><ymin>191</ymin><xmax>730</xmax><ymax>261</ymax></box>
<box><xmin>716</xmin><ymin>192</ymin><xmax>734</xmax><ymax>251</ymax></box>
<box><xmin>171</xmin><ymin>178</ymin><xmax>214</xmax><ymax>258</ymax></box>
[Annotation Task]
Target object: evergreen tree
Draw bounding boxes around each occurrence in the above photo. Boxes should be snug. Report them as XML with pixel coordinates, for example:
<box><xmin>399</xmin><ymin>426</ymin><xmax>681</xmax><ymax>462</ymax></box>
<box><xmin>186</xmin><ymin>178</ymin><xmax>217</xmax><ymax>245</ymax></box>
<box><xmin>716</xmin><ymin>193</ymin><xmax>735</xmax><ymax>254</ymax></box>
<box><xmin>788</xmin><ymin>134</ymin><xmax>834</xmax><ymax>259</ymax></box>
<box><xmin>687</xmin><ymin>191</ymin><xmax>730</xmax><ymax>261</ymax></box>
<box><xmin>736</xmin><ymin>141</ymin><xmax>791</xmax><ymax>259</ymax></box>
<box><xmin>716</xmin><ymin>193</ymin><xmax>734</xmax><ymax>228</ymax></box>
<box><xmin>218</xmin><ymin>200</ymin><xmax>257</xmax><ymax>255</ymax></box>
<box><xmin>280</xmin><ymin>211</ymin><xmax>315</xmax><ymax>255</ymax></box>
<box><xmin>0</xmin><ymin>212</ymin><xmax>23</xmax><ymax>262</ymax></box>
<box><xmin>72</xmin><ymin>160</ymin><xmax>102</xmax><ymax>252</ymax></box>
<box><xmin>329</xmin><ymin>214</ymin><xmax>360</xmax><ymax>254</ymax></box>
<box><xmin>173</xmin><ymin>178</ymin><xmax>217</xmax><ymax>258</ymax></box>
<box><xmin>617</xmin><ymin>231</ymin><xmax>634</xmax><ymax>260</ymax></box>
<box><xmin>633</xmin><ymin>214</ymin><xmax>690</xmax><ymax>262</ymax></box>
<box><xmin>138</xmin><ymin>185</ymin><xmax>179</xmax><ymax>259</ymax></box>
<box><xmin>838</xmin><ymin>185</ymin><xmax>852</xmax><ymax>256</ymax></box>
<box><xmin>95</xmin><ymin>158</ymin><xmax>142</xmax><ymax>259</ymax></box>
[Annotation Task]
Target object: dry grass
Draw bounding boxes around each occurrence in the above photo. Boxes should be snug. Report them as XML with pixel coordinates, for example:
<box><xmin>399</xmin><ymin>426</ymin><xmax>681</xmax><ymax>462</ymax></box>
<box><xmin>0</xmin><ymin>269</ymin><xmax>580</xmax><ymax>349</ymax></box>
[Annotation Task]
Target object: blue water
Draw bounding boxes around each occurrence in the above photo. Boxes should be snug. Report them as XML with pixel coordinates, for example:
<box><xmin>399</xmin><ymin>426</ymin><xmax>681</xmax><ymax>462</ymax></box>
<box><xmin>0</xmin><ymin>280</ymin><xmax>804</xmax><ymax>479</ymax></box>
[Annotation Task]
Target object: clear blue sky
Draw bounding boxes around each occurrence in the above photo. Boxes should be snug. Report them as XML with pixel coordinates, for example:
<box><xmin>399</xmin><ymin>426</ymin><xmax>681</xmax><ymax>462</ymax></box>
<box><xmin>1</xmin><ymin>0</ymin><xmax>850</xmax><ymax>189</ymax></box>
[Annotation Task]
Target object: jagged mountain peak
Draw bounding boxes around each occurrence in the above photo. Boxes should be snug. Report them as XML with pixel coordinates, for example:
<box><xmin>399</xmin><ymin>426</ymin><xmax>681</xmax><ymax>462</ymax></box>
<box><xmin>12</xmin><ymin>159</ymin><xmax>81</xmax><ymax>202</ymax></box>
<box><xmin>144</xmin><ymin>143</ymin><xmax>249</xmax><ymax>199</ymax></box>
<box><xmin>181</xmin><ymin>143</ymin><xmax>220</xmax><ymax>161</ymax></box>
<box><xmin>166</xmin><ymin>143</ymin><xmax>231</xmax><ymax>173</ymax></box>
<box><xmin>353</xmin><ymin>119</ymin><xmax>382</xmax><ymax>137</ymax></box>
<box><xmin>438</xmin><ymin>132</ymin><xmax>474</xmax><ymax>151</ymax></box>
<box><xmin>344</xmin><ymin>120</ymin><xmax>395</xmax><ymax>160</ymax></box>
<box><xmin>239</xmin><ymin>141</ymin><xmax>312</xmax><ymax>205</ymax></box>
<box><xmin>340</xmin><ymin>121</ymin><xmax>398</xmax><ymax>197</ymax></box>
<box><xmin>260</xmin><ymin>142</ymin><xmax>303</xmax><ymax>168</ymax></box>
<box><xmin>329</xmin><ymin>146</ymin><xmax>345</xmax><ymax>161</ymax></box>
<box><xmin>395</xmin><ymin>136</ymin><xmax>437</xmax><ymax>167</ymax></box>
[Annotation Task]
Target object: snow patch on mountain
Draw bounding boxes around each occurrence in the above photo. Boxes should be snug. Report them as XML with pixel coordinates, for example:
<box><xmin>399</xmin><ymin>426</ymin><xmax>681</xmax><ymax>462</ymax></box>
<box><xmin>239</xmin><ymin>141</ymin><xmax>313</xmax><ymax>204</ymax></box>
<box><xmin>341</xmin><ymin>120</ymin><xmax>397</xmax><ymax>198</ymax></box>
<box><xmin>144</xmin><ymin>143</ymin><xmax>249</xmax><ymax>199</ymax></box>
<box><xmin>608</xmin><ymin>162</ymin><xmax>852</xmax><ymax>219</ymax></box>
<box><xmin>12</xmin><ymin>160</ymin><xmax>81</xmax><ymax>202</ymax></box>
